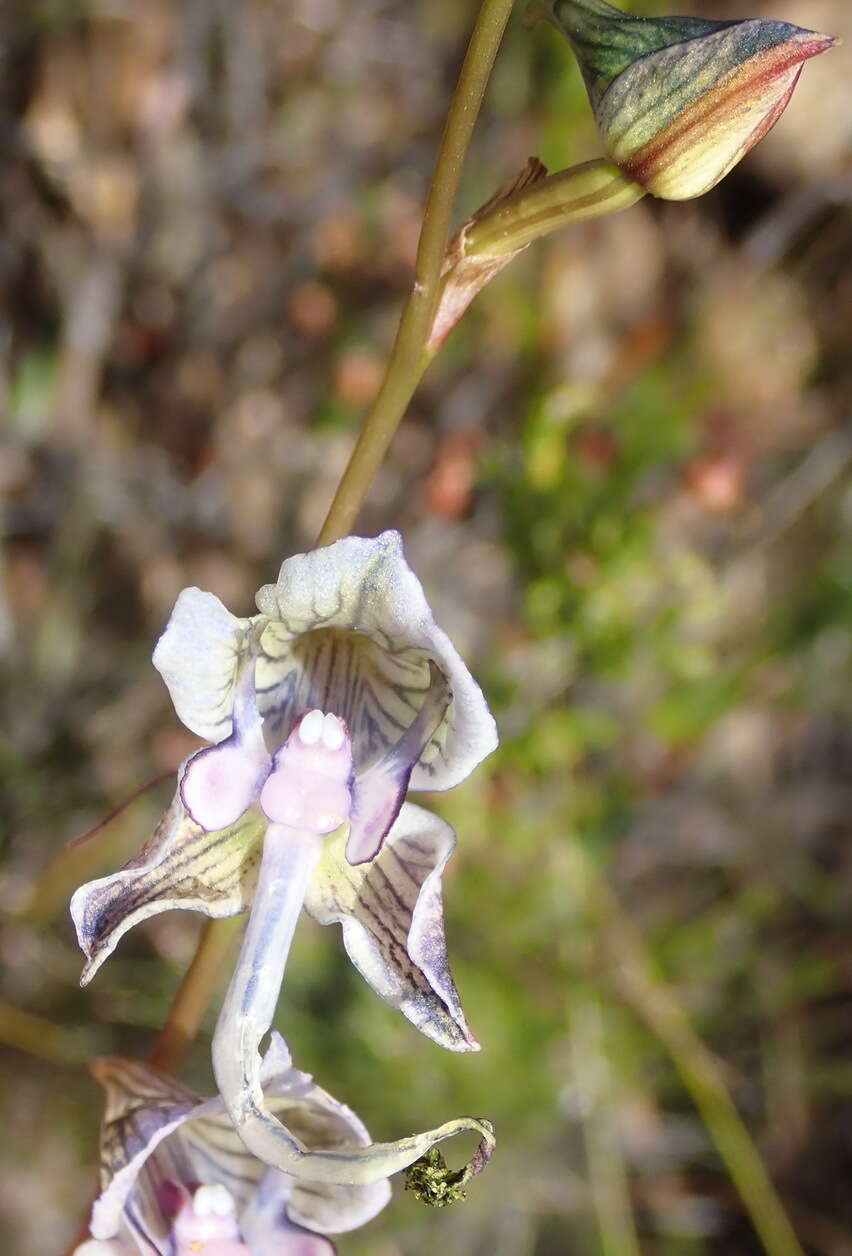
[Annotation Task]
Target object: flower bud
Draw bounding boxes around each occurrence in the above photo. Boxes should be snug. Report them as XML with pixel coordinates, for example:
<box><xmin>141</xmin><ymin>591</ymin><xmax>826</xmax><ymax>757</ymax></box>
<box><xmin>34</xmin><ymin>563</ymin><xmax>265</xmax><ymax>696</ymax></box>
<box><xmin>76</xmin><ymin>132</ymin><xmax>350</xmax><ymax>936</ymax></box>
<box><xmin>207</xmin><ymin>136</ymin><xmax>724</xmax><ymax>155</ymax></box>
<box><xmin>537</xmin><ymin>0</ymin><xmax>836</xmax><ymax>200</ymax></box>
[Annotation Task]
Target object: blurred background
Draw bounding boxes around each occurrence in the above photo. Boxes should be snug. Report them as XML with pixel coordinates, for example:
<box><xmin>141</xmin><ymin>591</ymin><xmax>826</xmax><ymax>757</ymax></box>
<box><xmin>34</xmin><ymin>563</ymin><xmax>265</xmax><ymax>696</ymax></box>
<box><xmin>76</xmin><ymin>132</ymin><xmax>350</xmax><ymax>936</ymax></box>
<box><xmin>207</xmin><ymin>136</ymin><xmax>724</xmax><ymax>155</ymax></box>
<box><xmin>1</xmin><ymin>0</ymin><xmax>851</xmax><ymax>1252</ymax></box>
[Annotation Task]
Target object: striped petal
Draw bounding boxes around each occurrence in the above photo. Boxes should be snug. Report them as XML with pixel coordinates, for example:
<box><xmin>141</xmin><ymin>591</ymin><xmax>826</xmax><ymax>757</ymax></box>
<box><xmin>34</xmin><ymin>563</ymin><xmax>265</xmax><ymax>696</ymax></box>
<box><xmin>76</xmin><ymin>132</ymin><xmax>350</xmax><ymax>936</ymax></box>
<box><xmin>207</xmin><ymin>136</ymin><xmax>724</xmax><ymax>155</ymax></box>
<box><xmin>254</xmin><ymin>532</ymin><xmax>497</xmax><ymax>792</ymax></box>
<box><xmin>305</xmin><ymin>803</ymin><xmax>477</xmax><ymax>1052</ymax></box>
<box><xmin>87</xmin><ymin>1035</ymin><xmax>388</xmax><ymax>1254</ymax></box>
<box><xmin>71</xmin><ymin>782</ymin><xmax>265</xmax><ymax>986</ymax></box>
<box><xmin>345</xmin><ymin>663</ymin><xmax>450</xmax><ymax>865</ymax></box>
<box><xmin>250</xmin><ymin>1034</ymin><xmax>391</xmax><ymax>1237</ymax></box>
<box><xmin>89</xmin><ymin>1057</ymin><xmax>222</xmax><ymax>1252</ymax></box>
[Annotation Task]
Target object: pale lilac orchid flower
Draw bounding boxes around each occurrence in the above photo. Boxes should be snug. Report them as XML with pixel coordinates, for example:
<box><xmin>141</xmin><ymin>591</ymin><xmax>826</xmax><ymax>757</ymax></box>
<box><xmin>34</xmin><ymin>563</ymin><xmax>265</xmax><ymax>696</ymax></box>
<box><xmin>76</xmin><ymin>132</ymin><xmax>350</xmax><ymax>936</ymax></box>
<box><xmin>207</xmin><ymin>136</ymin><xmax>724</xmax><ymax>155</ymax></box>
<box><xmin>71</xmin><ymin>532</ymin><xmax>497</xmax><ymax>1187</ymax></box>
<box><xmin>72</xmin><ymin>1034</ymin><xmax>389</xmax><ymax>1255</ymax></box>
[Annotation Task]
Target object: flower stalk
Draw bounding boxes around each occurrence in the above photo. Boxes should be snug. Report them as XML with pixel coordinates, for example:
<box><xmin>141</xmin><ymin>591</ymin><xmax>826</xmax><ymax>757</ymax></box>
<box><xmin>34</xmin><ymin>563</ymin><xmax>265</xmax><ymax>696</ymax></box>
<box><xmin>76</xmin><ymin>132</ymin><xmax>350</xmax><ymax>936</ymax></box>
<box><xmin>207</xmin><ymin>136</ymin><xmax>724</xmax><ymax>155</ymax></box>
<box><xmin>462</xmin><ymin>158</ymin><xmax>642</xmax><ymax>256</ymax></box>
<box><xmin>315</xmin><ymin>0</ymin><xmax>518</xmax><ymax>548</ymax></box>
<box><xmin>149</xmin><ymin>0</ymin><xmax>517</xmax><ymax>1077</ymax></box>
<box><xmin>149</xmin><ymin>917</ymin><xmax>242</xmax><ymax>1074</ymax></box>
<box><xmin>428</xmin><ymin>158</ymin><xmax>644</xmax><ymax>349</ymax></box>
<box><xmin>566</xmin><ymin>832</ymin><xmax>804</xmax><ymax>1256</ymax></box>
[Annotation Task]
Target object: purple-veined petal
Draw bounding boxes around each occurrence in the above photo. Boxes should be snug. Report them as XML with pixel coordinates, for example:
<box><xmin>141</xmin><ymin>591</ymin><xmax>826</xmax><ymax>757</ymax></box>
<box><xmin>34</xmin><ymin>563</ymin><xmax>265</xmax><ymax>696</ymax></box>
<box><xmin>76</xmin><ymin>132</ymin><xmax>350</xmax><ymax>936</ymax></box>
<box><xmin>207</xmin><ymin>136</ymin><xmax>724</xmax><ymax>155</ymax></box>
<box><xmin>89</xmin><ymin>1057</ymin><xmax>217</xmax><ymax>1251</ymax></box>
<box><xmin>305</xmin><ymin>803</ymin><xmax>477</xmax><ymax>1052</ymax></box>
<box><xmin>90</xmin><ymin>1056</ymin><xmax>270</xmax><ymax>1251</ymax></box>
<box><xmin>88</xmin><ymin>1037</ymin><xmax>389</xmax><ymax>1254</ymax></box>
<box><xmin>152</xmin><ymin>587</ymin><xmax>252</xmax><ymax>743</ymax></box>
<box><xmin>253</xmin><ymin>532</ymin><xmax>497</xmax><ymax>790</ymax></box>
<box><xmin>258</xmin><ymin>1098</ymin><xmax>389</xmax><ymax>1235</ymax></box>
<box><xmin>71</xmin><ymin>782</ymin><xmax>265</xmax><ymax>985</ymax></box>
<box><xmin>345</xmin><ymin>662</ymin><xmax>449</xmax><ymax>865</ymax></box>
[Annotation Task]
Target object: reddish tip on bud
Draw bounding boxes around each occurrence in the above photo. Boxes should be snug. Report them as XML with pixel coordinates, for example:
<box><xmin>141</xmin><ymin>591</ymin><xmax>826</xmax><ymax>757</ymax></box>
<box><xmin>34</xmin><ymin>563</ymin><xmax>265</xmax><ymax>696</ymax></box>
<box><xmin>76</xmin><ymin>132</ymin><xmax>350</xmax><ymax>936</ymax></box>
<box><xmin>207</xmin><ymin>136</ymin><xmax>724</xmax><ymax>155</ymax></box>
<box><xmin>537</xmin><ymin>0</ymin><xmax>837</xmax><ymax>200</ymax></box>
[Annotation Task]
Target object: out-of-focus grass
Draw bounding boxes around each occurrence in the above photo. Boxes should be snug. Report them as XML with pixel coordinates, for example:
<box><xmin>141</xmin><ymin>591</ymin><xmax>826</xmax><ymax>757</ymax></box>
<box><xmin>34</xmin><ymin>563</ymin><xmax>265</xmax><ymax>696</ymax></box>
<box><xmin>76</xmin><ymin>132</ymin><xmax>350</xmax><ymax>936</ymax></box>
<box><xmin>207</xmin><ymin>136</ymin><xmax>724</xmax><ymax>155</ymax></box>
<box><xmin>1</xmin><ymin>1</ymin><xmax>851</xmax><ymax>1253</ymax></box>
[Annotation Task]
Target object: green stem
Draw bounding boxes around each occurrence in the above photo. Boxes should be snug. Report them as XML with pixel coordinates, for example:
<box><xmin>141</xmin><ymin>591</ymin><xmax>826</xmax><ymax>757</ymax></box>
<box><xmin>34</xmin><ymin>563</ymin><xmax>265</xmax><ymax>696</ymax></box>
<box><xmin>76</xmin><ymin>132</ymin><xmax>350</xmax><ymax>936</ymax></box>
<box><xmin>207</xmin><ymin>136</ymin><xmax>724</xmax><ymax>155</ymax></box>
<box><xmin>316</xmin><ymin>0</ymin><xmax>517</xmax><ymax>546</ymax></box>
<box><xmin>569</xmin><ymin>994</ymin><xmax>641</xmax><ymax>1256</ymax></box>
<box><xmin>149</xmin><ymin>916</ymin><xmax>242</xmax><ymax>1073</ymax></box>
<box><xmin>0</xmin><ymin>1002</ymin><xmax>92</xmax><ymax>1066</ymax></box>
<box><xmin>574</xmin><ymin>838</ymin><xmax>803</xmax><ymax>1256</ymax></box>
<box><xmin>562</xmin><ymin>838</ymin><xmax>640</xmax><ymax>1256</ymax></box>
<box><xmin>150</xmin><ymin>0</ymin><xmax>516</xmax><ymax>1077</ymax></box>
<box><xmin>464</xmin><ymin>159</ymin><xmax>643</xmax><ymax>257</ymax></box>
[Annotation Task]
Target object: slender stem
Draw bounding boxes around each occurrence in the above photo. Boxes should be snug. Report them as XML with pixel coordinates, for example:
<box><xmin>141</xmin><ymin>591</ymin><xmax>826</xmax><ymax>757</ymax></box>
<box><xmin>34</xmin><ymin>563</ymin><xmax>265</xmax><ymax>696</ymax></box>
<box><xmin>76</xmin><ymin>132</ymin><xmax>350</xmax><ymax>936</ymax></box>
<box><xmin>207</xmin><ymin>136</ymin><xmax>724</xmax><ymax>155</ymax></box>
<box><xmin>464</xmin><ymin>159</ymin><xmax>643</xmax><ymax>257</ymax></box>
<box><xmin>569</xmin><ymin>994</ymin><xmax>641</xmax><ymax>1256</ymax></box>
<box><xmin>149</xmin><ymin>916</ymin><xmax>243</xmax><ymax>1074</ymax></box>
<box><xmin>149</xmin><ymin>0</ymin><xmax>516</xmax><ymax>1078</ymax></box>
<box><xmin>563</xmin><ymin>838</ymin><xmax>640</xmax><ymax>1256</ymax></box>
<box><xmin>0</xmin><ymin>1002</ymin><xmax>92</xmax><ymax>1066</ymax></box>
<box><xmin>573</xmin><ymin>838</ymin><xmax>804</xmax><ymax>1256</ymax></box>
<box><xmin>316</xmin><ymin>0</ymin><xmax>517</xmax><ymax>547</ymax></box>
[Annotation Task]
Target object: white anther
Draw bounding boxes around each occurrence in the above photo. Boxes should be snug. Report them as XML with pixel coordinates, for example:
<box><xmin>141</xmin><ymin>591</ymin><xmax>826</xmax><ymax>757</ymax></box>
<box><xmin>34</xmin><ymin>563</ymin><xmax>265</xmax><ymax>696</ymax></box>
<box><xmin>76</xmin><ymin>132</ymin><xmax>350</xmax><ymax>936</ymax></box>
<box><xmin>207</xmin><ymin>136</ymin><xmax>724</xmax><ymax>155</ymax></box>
<box><xmin>299</xmin><ymin>709</ymin><xmax>325</xmax><ymax>745</ymax></box>
<box><xmin>322</xmin><ymin>712</ymin><xmax>345</xmax><ymax>751</ymax></box>
<box><xmin>193</xmin><ymin>1184</ymin><xmax>235</xmax><ymax>1218</ymax></box>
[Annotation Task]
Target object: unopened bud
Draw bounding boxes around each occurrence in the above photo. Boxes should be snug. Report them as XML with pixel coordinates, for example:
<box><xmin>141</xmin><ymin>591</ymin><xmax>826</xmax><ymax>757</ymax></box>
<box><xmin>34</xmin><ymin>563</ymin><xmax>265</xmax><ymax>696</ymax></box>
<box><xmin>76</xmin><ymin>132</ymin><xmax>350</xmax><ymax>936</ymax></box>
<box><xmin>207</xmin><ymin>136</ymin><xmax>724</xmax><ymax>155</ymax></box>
<box><xmin>535</xmin><ymin>0</ymin><xmax>836</xmax><ymax>200</ymax></box>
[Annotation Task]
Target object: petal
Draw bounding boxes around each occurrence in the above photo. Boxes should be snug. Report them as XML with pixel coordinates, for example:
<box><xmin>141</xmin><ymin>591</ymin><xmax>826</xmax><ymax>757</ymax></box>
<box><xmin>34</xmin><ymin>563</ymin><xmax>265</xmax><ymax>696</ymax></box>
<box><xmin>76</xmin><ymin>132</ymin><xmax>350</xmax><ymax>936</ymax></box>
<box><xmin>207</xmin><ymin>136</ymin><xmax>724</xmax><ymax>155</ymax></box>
<box><xmin>241</xmin><ymin>1173</ymin><xmax>344</xmax><ymax>1253</ymax></box>
<box><xmin>254</xmin><ymin>532</ymin><xmax>497</xmax><ymax>791</ymax></box>
<box><xmin>305</xmin><ymin>803</ymin><xmax>478</xmax><ymax>1052</ymax></box>
<box><xmin>181</xmin><ymin>740</ymin><xmax>271</xmax><ymax>833</ymax></box>
<box><xmin>264</xmin><ymin>1084</ymin><xmax>391</xmax><ymax>1235</ymax></box>
<box><xmin>152</xmin><ymin>587</ymin><xmax>252</xmax><ymax>743</ymax></box>
<box><xmin>71</xmin><ymin>782</ymin><xmax>265</xmax><ymax>985</ymax></box>
<box><xmin>88</xmin><ymin>1057</ymin><xmax>206</xmax><ymax>1248</ymax></box>
<box><xmin>345</xmin><ymin>662</ymin><xmax>450</xmax><ymax>864</ymax></box>
<box><xmin>88</xmin><ymin>1041</ymin><xmax>390</xmax><ymax>1254</ymax></box>
<box><xmin>89</xmin><ymin>1058</ymin><xmax>268</xmax><ymax>1252</ymax></box>
<box><xmin>242</xmin><ymin>1209</ymin><xmax>336</xmax><ymax>1256</ymax></box>
<box><xmin>241</xmin><ymin>1033</ymin><xmax>390</xmax><ymax>1238</ymax></box>
<box><xmin>180</xmin><ymin>644</ymin><xmax>273</xmax><ymax>831</ymax></box>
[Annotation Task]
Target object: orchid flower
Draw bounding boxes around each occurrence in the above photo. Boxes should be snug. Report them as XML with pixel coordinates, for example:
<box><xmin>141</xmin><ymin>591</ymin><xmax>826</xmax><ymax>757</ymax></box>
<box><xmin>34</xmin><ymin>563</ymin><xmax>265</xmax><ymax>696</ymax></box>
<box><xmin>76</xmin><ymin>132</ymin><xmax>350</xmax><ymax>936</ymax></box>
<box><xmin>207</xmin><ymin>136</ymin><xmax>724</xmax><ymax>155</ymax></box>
<box><xmin>73</xmin><ymin>1033</ymin><xmax>390</xmax><ymax>1255</ymax></box>
<box><xmin>72</xmin><ymin>532</ymin><xmax>497</xmax><ymax>1185</ymax></box>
